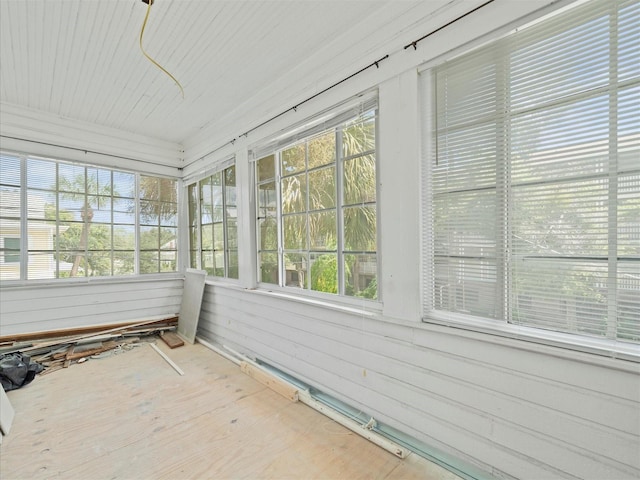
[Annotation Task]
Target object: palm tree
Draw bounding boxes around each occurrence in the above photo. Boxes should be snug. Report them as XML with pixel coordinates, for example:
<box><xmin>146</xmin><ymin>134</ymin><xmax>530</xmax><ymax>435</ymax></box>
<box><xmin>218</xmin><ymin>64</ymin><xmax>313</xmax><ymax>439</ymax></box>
<box><xmin>57</xmin><ymin>170</ymin><xmax>112</xmax><ymax>277</ymax></box>
<box><xmin>279</xmin><ymin>115</ymin><xmax>377</xmax><ymax>297</ymax></box>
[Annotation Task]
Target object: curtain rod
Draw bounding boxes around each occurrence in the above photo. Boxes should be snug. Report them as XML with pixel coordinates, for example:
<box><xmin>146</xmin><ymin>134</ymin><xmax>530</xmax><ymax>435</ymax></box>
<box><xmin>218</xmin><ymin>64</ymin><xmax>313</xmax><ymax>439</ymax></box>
<box><xmin>183</xmin><ymin>54</ymin><xmax>389</xmax><ymax>170</ymax></box>
<box><xmin>404</xmin><ymin>0</ymin><xmax>495</xmax><ymax>50</ymax></box>
<box><xmin>0</xmin><ymin>134</ymin><xmax>177</xmax><ymax>170</ymax></box>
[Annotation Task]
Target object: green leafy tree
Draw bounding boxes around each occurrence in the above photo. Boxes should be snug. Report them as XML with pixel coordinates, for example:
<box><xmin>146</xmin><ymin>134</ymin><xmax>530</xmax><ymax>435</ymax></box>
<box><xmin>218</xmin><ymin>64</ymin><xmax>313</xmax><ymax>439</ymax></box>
<box><xmin>57</xmin><ymin>172</ymin><xmax>112</xmax><ymax>277</ymax></box>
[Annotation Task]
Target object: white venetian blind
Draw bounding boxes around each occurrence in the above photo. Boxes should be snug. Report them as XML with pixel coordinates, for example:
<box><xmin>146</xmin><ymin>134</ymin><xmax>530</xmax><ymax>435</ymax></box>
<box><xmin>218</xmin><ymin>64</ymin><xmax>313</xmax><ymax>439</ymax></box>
<box><xmin>426</xmin><ymin>0</ymin><xmax>640</xmax><ymax>343</ymax></box>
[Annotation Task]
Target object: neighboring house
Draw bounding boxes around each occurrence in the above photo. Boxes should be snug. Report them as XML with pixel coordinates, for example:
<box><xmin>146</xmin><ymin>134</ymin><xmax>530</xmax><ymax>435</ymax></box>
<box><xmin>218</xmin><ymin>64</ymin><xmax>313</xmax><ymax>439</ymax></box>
<box><xmin>0</xmin><ymin>190</ymin><xmax>71</xmax><ymax>280</ymax></box>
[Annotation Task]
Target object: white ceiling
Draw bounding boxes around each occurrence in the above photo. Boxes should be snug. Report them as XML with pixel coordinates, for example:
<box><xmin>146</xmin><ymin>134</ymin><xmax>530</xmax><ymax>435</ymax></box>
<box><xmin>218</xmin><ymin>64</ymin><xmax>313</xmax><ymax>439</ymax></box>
<box><xmin>0</xmin><ymin>0</ymin><xmax>437</xmax><ymax>148</ymax></box>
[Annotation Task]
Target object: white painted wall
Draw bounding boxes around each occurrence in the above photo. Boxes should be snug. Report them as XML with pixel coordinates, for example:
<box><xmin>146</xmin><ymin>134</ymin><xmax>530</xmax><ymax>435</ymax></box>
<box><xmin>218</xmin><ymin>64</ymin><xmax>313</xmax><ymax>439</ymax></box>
<box><xmin>189</xmin><ymin>1</ymin><xmax>640</xmax><ymax>478</ymax></box>
<box><xmin>0</xmin><ymin>276</ymin><xmax>182</xmax><ymax>336</ymax></box>
<box><xmin>1</xmin><ymin>0</ymin><xmax>638</xmax><ymax>478</ymax></box>
<box><xmin>198</xmin><ymin>284</ymin><xmax>639</xmax><ymax>479</ymax></box>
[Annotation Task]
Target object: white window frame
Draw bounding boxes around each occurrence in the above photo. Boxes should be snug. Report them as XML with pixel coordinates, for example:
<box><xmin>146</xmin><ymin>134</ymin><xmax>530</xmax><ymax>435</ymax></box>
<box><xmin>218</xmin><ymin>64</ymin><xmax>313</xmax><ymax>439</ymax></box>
<box><xmin>0</xmin><ymin>151</ymin><xmax>179</xmax><ymax>283</ymax></box>
<box><xmin>185</xmin><ymin>158</ymin><xmax>239</xmax><ymax>280</ymax></box>
<box><xmin>252</xmin><ymin>93</ymin><xmax>380</xmax><ymax>301</ymax></box>
<box><xmin>420</xmin><ymin>0</ymin><xmax>640</xmax><ymax>360</ymax></box>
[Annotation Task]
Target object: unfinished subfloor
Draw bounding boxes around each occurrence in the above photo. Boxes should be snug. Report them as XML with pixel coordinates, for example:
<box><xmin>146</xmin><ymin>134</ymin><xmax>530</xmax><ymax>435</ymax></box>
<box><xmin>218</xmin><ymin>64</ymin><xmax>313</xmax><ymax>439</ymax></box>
<box><xmin>0</xmin><ymin>340</ymin><xmax>460</xmax><ymax>480</ymax></box>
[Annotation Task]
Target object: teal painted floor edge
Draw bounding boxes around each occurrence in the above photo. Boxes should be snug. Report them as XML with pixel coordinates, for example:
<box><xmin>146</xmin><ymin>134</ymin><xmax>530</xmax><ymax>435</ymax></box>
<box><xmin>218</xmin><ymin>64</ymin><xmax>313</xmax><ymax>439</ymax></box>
<box><xmin>256</xmin><ymin>359</ymin><xmax>494</xmax><ymax>480</ymax></box>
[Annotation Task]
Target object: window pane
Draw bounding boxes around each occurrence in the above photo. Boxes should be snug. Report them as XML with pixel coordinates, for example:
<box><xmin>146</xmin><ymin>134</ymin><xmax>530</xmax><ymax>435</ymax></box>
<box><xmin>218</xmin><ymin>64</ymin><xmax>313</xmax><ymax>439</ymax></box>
<box><xmin>308</xmin><ymin>167</ymin><xmax>335</xmax><ymax>210</ymax></box>
<box><xmin>227</xmin><ymin>249</ymin><xmax>239</xmax><ymax>279</ymax></box>
<box><xmin>138</xmin><ymin>201</ymin><xmax>160</xmax><ymax>226</ymax></box>
<box><xmin>113</xmin><ymin>172</ymin><xmax>135</xmax><ymax>198</ymax></box>
<box><xmin>201</xmin><ymin>224</ymin><xmax>213</xmax><ymax>251</ymax></box>
<box><xmin>0</xmin><ymin>155</ymin><xmax>20</xmax><ymax>186</ymax></box>
<box><xmin>309</xmin><ymin>211</ymin><xmax>336</xmax><ymax>251</ymax></box>
<box><xmin>114</xmin><ymin>251</ymin><xmax>135</xmax><ymax>275</ymax></box>
<box><xmin>282</xmin><ymin>174</ymin><xmax>307</xmax><ymax>214</ymax></box>
<box><xmin>343</xmin><ymin>155</ymin><xmax>376</xmax><ymax>206</ymax></box>
<box><xmin>342</xmin><ymin>117</ymin><xmax>375</xmax><ymax>157</ymax></box>
<box><xmin>281</xmin><ymin>143</ymin><xmax>306</xmax><ymax>175</ymax></box>
<box><xmin>225</xmin><ymin>166</ymin><xmax>237</xmax><ymax>206</ymax></box>
<box><xmin>344</xmin><ymin>253</ymin><xmax>377</xmax><ymax>299</ymax></box>
<box><xmin>258</xmin><ymin>182</ymin><xmax>277</xmax><ymax>210</ymax></box>
<box><xmin>28</xmin><ymin>250</ymin><xmax>57</xmax><ymax>279</ymax></box>
<box><xmin>511</xmin><ymin>260</ymin><xmax>608</xmax><ymax>337</ymax></box>
<box><xmin>113</xmin><ymin>198</ymin><xmax>134</xmax><ymax>224</ymax></box>
<box><xmin>140</xmin><ymin>226</ymin><xmax>159</xmax><ymax>250</ymax></box>
<box><xmin>87</xmin><ymin>168</ymin><xmax>112</xmax><ymax>196</ymax></box>
<box><xmin>87</xmin><ymin>251</ymin><xmax>112</xmax><ymax>277</ymax></box>
<box><xmin>283</xmin><ymin>214</ymin><xmax>308</xmax><ymax>250</ymax></box>
<box><xmin>310</xmin><ymin>252</ymin><xmax>337</xmax><ymax>294</ymax></box>
<box><xmin>213</xmin><ymin>223</ymin><xmax>224</xmax><ymax>251</ymax></box>
<box><xmin>58</xmin><ymin>163</ymin><xmax>85</xmax><ymax>193</ymax></box>
<box><xmin>1</xmin><ymin>186</ymin><xmax>21</xmax><ymax>219</ymax></box>
<box><xmin>343</xmin><ymin>205</ymin><xmax>376</xmax><ymax>252</ymax></box>
<box><xmin>140</xmin><ymin>251</ymin><xmax>159</xmax><ymax>274</ymax></box>
<box><xmin>619</xmin><ymin>1</ymin><xmax>640</xmax><ymax>82</ymax></box>
<box><xmin>27</xmin><ymin>158</ymin><xmax>56</xmax><ymax>190</ymax></box>
<box><xmin>258</xmin><ymin>215</ymin><xmax>277</xmax><ymax>250</ymax></box>
<box><xmin>160</xmin><ymin>251</ymin><xmax>176</xmax><ymax>272</ymax></box>
<box><xmin>257</xmin><ymin>155</ymin><xmax>275</xmax><ymax>182</ymax></box>
<box><xmin>2</xmin><ymin>236</ymin><xmax>21</xmax><ymax>281</ymax></box>
<box><xmin>259</xmin><ymin>251</ymin><xmax>278</xmax><ymax>284</ymax></box>
<box><xmin>226</xmin><ymin>217</ymin><xmax>238</xmax><ymax>249</ymax></box>
<box><xmin>436</xmin><ymin>257</ymin><xmax>496</xmax><ymax>316</ymax></box>
<box><xmin>308</xmin><ymin>132</ymin><xmax>335</xmax><ymax>169</ymax></box>
<box><xmin>114</xmin><ymin>225</ymin><xmax>135</xmax><ymax>250</ymax></box>
<box><xmin>3</xmin><ymin>237</ymin><xmax>20</xmax><ymax>263</ymax></box>
<box><xmin>618</xmin><ymin>260</ymin><xmax>640</xmax><ymax>343</ymax></box>
<box><xmin>284</xmin><ymin>252</ymin><xmax>307</xmax><ymax>288</ymax></box>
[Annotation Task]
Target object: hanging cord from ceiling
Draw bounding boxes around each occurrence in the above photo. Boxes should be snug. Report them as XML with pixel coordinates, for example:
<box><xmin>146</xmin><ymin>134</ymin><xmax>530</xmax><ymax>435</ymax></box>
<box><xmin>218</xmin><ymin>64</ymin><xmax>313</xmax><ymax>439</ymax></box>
<box><xmin>139</xmin><ymin>0</ymin><xmax>185</xmax><ymax>98</ymax></box>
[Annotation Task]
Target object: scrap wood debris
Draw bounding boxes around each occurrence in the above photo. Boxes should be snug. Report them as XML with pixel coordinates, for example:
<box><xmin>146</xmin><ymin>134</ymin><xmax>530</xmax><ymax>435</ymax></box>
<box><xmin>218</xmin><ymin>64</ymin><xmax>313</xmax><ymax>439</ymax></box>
<box><xmin>0</xmin><ymin>316</ymin><xmax>180</xmax><ymax>386</ymax></box>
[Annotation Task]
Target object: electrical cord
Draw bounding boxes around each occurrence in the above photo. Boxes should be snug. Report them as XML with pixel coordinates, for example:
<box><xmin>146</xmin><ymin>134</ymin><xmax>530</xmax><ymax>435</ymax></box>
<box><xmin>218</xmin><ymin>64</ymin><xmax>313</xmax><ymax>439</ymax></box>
<box><xmin>139</xmin><ymin>0</ymin><xmax>185</xmax><ymax>98</ymax></box>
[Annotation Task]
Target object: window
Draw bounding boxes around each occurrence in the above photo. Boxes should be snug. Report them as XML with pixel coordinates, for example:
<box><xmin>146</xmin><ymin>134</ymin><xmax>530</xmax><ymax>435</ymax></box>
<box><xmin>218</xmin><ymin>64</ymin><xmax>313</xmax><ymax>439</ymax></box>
<box><xmin>424</xmin><ymin>0</ymin><xmax>639</xmax><ymax>344</ymax></box>
<box><xmin>255</xmin><ymin>97</ymin><xmax>378</xmax><ymax>299</ymax></box>
<box><xmin>0</xmin><ymin>154</ymin><xmax>21</xmax><ymax>279</ymax></box>
<box><xmin>2</xmin><ymin>238</ymin><xmax>20</xmax><ymax>263</ymax></box>
<box><xmin>0</xmin><ymin>153</ymin><xmax>178</xmax><ymax>281</ymax></box>
<box><xmin>187</xmin><ymin>163</ymin><xmax>238</xmax><ymax>279</ymax></box>
<box><xmin>139</xmin><ymin>175</ymin><xmax>178</xmax><ymax>274</ymax></box>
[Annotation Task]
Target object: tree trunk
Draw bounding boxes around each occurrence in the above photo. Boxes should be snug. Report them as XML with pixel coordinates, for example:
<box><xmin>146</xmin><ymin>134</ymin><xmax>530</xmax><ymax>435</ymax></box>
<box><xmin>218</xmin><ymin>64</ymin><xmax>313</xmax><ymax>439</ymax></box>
<box><xmin>70</xmin><ymin>204</ymin><xmax>93</xmax><ymax>277</ymax></box>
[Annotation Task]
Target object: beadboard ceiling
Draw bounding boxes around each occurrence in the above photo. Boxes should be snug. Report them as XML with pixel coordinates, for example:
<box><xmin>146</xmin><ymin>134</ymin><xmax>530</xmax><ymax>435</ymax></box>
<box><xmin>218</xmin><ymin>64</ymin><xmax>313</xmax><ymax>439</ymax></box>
<box><xmin>0</xmin><ymin>0</ymin><xmax>437</xmax><ymax>150</ymax></box>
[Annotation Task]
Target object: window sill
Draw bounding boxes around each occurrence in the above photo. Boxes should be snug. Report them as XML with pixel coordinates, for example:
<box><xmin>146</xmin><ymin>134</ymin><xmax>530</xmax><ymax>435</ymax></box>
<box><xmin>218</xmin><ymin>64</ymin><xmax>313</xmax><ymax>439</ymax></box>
<box><xmin>0</xmin><ymin>272</ymin><xmax>183</xmax><ymax>290</ymax></box>
<box><xmin>423</xmin><ymin>311</ymin><xmax>640</xmax><ymax>365</ymax></box>
<box><xmin>206</xmin><ymin>280</ymin><xmax>383</xmax><ymax>318</ymax></box>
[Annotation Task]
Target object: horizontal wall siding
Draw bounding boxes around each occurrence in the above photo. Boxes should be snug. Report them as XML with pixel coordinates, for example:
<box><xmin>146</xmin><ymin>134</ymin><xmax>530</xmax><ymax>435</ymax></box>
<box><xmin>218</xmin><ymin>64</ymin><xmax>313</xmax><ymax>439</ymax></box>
<box><xmin>197</xmin><ymin>284</ymin><xmax>640</xmax><ymax>480</ymax></box>
<box><xmin>0</xmin><ymin>277</ymin><xmax>183</xmax><ymax>335</ymax></box>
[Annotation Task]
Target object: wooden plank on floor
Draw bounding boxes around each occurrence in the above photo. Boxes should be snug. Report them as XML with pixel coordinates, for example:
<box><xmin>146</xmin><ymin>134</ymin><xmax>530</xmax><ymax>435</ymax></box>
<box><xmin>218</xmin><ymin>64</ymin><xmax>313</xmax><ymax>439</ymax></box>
<box><xmin>240</xmin><ymin>361</ymin><xmax>299</xmax><ymax>402</ymax></box>
<box><xmin>160</xmin><ymin>331</ymin><xmax>184</xmax><ymax>349</ymax></box>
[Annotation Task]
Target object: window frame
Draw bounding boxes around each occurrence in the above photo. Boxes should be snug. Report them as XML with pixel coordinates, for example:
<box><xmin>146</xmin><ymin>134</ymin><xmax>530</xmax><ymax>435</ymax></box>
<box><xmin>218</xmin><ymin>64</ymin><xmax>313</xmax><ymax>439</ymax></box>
<box><xmin>186</xmin><ymin>160</ymin><xmax>239</xmax><ymax>280</ymax></box>
<box><xmin>0</xmin><ymin>151</ymin><xmax>179</xmax><ymax>283</ymax></box>
<box><xmin>253</xmin><ymin>98</ymin><xmax>380</xmax><ymax>301</ymax></box>
<box><xmin>420</xmin><ymin>0</ymin><xmax>640</xmax><ymax>358</ymax></box>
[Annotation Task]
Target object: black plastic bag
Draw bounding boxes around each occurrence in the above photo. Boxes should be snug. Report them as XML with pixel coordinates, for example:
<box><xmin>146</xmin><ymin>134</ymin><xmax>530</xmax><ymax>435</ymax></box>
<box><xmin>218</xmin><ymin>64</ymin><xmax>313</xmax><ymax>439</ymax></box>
<box><xmin>0</xmin><ymin>352</ymin><xmax>44</xmax><ymax>391</ymax></box>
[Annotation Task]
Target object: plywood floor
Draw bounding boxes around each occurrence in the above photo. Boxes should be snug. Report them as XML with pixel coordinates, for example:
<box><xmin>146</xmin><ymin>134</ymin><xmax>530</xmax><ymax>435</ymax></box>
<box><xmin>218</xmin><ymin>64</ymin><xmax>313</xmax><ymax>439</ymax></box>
<box><xmin>0</xmin><ymin>340</ymin><xmax>460</xmax><ymax>480</ymax></box>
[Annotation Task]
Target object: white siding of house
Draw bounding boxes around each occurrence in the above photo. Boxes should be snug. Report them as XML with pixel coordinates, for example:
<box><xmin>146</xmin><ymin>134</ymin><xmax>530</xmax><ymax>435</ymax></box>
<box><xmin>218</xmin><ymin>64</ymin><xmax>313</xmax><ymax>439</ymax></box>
<box><xmin>0</xmin><ymin>277</ymin><xmax>182</xmax><ymax>335</ymax></box>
